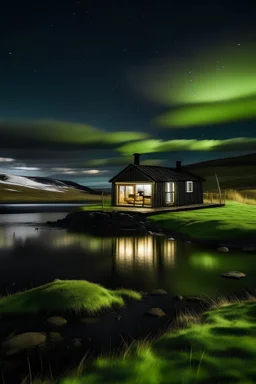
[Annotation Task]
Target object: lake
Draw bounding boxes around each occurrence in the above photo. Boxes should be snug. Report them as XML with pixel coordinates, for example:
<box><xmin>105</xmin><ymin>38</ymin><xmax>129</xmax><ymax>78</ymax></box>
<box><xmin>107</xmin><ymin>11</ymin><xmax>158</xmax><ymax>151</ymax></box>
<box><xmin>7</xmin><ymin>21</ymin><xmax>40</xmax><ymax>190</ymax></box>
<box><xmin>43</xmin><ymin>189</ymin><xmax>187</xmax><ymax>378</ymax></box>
<box><xmin>0</xmin><ymin>212</ymin><xmax>255</xmax><ymax>300</ymax></box>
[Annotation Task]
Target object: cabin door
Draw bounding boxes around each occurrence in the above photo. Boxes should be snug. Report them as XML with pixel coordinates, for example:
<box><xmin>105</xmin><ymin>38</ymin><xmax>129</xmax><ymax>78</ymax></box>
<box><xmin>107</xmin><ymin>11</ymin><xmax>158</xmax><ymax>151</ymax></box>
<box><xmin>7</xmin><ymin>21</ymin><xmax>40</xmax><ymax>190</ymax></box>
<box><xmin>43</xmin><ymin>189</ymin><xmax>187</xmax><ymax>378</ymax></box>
<box><xmin>165</xmin><ymin>182</ymin><xmax>175</xmax><ymax>204</ymax></box>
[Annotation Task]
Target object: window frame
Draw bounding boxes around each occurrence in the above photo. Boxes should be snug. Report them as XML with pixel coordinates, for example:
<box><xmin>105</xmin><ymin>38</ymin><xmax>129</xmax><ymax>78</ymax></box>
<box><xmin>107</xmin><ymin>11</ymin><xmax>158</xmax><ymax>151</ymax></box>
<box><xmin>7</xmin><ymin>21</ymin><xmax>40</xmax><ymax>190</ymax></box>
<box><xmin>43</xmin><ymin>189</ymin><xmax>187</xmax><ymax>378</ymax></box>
<box><xmin>186</xmin><ymin>181</ymin><xmax>193</xmax><ymax>193</ymax></box>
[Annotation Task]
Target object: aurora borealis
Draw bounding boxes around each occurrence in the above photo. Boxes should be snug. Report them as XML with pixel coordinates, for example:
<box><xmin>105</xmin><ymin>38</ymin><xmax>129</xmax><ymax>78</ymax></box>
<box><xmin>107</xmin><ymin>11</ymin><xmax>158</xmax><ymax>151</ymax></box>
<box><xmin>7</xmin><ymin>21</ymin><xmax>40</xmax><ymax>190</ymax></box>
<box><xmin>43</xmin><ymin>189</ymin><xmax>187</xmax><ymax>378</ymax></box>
<box><xmin>0</xmin><ymin>1</ymin><xmax>255</xmax><ymax>187</ymax></box>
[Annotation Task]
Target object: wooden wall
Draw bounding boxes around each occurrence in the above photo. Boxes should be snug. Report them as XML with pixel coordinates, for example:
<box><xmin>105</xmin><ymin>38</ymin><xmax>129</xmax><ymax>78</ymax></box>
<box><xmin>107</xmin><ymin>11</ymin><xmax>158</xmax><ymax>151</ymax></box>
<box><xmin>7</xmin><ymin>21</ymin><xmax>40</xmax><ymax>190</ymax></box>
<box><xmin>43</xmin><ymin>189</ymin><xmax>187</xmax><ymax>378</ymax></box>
<box><xmin>111</xmin><ymin>180</ymin><xmax>204</xmax><ymax>207</ymax></box>
<box><xmin>175</xmin><ymin>181</ymin><xmax>203</xmax><ymax>206</ymax></box>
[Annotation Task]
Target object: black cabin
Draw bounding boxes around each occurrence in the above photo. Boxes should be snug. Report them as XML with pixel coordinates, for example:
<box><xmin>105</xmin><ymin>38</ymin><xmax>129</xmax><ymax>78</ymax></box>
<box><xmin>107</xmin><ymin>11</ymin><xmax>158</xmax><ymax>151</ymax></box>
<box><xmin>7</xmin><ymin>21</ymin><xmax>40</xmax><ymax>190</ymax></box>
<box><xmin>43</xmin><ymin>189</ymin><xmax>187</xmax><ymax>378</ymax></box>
<box><xmin>109</xmin><ymin>153</ymin><xmax>205</xmax><ymax>208</ymax></box>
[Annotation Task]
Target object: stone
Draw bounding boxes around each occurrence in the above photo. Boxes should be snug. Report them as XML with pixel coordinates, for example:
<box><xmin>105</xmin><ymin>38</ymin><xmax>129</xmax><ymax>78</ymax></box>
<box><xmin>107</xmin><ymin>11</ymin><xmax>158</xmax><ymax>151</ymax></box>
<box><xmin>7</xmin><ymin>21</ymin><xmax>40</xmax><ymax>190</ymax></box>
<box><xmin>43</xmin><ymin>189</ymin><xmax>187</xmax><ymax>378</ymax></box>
<box><xmin>220</xmin><ymin>271</ymin><xmax>246</xmax><ymax>279</ymax></box>
<box><xmin>145</xmin><ymin>307</ymin><xmax>166</xmax><ymax>317</ymax></box>
<box><xmin>0</xmin><ymin>332</ymin><xmax>46</xmax><ymax>355</ymax></box>
<box><xmin>71</xmin><ymin>338</ymin><xmax>82</xmax><ymax>348</ymax></box>
<box><xmin>185</xmin><ymin>296</ymin><xmax>207</xmax><ymax>303</ymax></box>
<box><xmin>217</xmin><ymin>246</ymin><xmax>229</xmax><ymax>252</ymax></box>
<box><xmin>150</xmin><ymin>289</ymin><xmax>168</xmax><ymax>296</ymax></box>
<box><xmin>47</xmin><ymin>332</ymin><xmax>63</xmax><ymax>344</ymax></box>
<box><xmin>148</xmin><ymin>231</ymin><xmax>165</xmax><ymax>236</ymax></box>
<box><xmin>173</xmin><ymin>295</ymin><xmax>184</xmax><ymax>301</ymax></box>
<box><xmin>46</xmin><ymin>316</ymin><xmax>67</xmax><ymax>327</ymax></box>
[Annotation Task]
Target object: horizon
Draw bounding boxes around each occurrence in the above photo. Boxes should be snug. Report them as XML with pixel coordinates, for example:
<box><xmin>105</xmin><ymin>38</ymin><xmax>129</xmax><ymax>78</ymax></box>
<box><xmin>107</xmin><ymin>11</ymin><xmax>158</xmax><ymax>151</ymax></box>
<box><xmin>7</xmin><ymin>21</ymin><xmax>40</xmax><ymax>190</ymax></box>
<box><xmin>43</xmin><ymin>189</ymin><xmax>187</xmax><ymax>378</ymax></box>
<box><xmin>1</xmin><ymin>151</ymin><xmax>255</xmax><ymax>189</ymax></box>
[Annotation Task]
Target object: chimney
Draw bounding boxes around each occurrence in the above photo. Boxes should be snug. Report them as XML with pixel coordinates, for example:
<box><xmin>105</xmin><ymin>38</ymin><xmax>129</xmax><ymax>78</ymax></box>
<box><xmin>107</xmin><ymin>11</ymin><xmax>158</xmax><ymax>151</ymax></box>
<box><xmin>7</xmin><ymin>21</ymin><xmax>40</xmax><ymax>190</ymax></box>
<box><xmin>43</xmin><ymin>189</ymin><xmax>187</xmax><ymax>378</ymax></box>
<box><xmin>176</xmin><ymin>160</ymin><xmax>182</xmax><ymax>171</ymax></box>
<box><xmin>133</xmin><ymin>153</ymin><xmax>140</xmax><ymax>165</ymax></box>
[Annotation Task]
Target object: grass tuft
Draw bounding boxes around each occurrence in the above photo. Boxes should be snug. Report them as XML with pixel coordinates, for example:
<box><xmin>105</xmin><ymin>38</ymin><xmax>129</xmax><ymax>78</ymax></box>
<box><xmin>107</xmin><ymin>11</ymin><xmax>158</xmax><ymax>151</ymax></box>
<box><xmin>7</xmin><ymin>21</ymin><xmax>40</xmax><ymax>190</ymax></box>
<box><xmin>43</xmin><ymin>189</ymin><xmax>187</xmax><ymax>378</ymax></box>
<box><xmin>0</xmin><ymin>279</ymin><xmax>142</xmax><ymax>314</ymax></box>
<box><xmin>59</xmin><ymin>297</ymin><xmax>256</xmax><ymax>384</ymax></box>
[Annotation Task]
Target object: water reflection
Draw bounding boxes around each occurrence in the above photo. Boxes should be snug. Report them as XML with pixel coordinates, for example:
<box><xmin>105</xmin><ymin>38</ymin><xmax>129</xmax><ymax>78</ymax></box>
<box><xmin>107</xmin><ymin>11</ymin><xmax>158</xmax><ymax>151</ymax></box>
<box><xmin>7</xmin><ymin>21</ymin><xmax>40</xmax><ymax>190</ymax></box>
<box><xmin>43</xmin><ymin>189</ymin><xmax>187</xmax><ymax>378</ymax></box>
<box><xmin>115</xmin><ymin>236</ymin><xmax>175</xmax><ymax>272</ymax></box>
<box><xmin>0</xmin><ymin>213</ymin><xmax>255</xmax><ymax>299</ymax></box>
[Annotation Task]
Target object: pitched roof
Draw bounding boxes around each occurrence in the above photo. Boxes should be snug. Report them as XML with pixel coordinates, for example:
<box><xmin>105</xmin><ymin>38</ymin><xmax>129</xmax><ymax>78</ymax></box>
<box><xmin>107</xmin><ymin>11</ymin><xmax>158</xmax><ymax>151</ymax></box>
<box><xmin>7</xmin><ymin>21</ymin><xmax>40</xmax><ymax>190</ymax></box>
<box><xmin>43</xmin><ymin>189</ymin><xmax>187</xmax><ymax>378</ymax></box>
<box><xmin>109</xmin><ymin>164</ymin><xmax>205</xmax><ymax>182</ymax></box>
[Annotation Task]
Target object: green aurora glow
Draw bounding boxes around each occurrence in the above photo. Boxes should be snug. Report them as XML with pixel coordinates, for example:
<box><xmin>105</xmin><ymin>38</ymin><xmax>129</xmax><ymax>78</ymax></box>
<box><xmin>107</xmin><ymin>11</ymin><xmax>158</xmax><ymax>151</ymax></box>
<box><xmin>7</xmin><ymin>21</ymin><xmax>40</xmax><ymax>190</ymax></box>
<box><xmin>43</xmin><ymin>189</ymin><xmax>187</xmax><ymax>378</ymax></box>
<box><xmin>117</xmin><ymin>137</ymin><xmax>256</xmax><ymax>155</ymax></box>
<box><xmin>154</xmin><ymin>97</ymin><xmax>256</xmax><ymax>127</ymax></box>
<box><xmin>131</xmin><ymin>42</ymin><xmax>256</xmax><ymax>127</ymax></box>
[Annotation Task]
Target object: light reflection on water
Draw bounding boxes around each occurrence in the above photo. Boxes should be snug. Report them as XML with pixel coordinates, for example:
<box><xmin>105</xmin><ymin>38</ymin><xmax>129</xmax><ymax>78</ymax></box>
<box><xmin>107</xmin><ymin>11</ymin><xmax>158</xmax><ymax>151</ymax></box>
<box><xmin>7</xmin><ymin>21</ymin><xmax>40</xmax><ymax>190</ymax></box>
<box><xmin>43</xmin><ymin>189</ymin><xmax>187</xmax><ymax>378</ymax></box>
<box><xmin>0</xmin><ymin>213</ymin><xmax>255</xmax><ymax>299</ymax></box>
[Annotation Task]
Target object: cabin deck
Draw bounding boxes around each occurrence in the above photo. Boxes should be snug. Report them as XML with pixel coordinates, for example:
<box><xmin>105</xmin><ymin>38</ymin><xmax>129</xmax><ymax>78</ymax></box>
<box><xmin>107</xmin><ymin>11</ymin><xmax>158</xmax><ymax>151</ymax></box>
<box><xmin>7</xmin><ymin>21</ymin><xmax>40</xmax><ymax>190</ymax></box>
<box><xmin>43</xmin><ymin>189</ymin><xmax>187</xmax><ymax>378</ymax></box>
<box><xmin>108</xmin><ymin>203</ymin><xmax>225</xmax><ymax>216</ymax></box>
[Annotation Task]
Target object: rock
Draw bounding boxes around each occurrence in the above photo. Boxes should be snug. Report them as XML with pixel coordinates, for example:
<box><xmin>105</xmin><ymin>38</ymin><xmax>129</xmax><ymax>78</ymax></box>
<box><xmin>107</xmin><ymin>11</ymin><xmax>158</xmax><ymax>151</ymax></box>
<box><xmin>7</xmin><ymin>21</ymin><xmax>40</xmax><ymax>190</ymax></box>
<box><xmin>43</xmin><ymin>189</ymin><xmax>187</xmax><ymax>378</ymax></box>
<box><xmin>185</xmin><ymin>296</ymin><xmax>207</xmax><ymax>303</ymax></box>
<box><xmin>150</xmin><ymin>289</ymin><xmax>168</xmax><ymax>296</ymax></box>
<box><xmin>217</xmin><ymin>246</ymin><xmax>229</xmax><ymax>252</ymax></box>
<box><xmin>46</xmin><ymin>316</ymin><xmax>67</xmax><ymax>327</ymax></box>
<box><xmin>80</xmin><ymin>317</ymin><xmax>100</xmax><ymax>324</ymax></box>
<box><xmin>145</xmin><ymin>307</ymin><xmax>166</xmax><ymax>317</ymax></box>
<box><xmin>47</xmin><ymin>332</ymin><xmax>63</xmax><ymax>344</ymax></box>
<box><xmin>0</xmin><ymin>332</ymin><xmax>46</xmax><ymax>355</ymax></box>
<box><xmin>148</xmin><ymin>231</ymin><xmax>165</xmax><ymax>236</ymax></box>
<box><xmin>220</xmin><ymin>271</ymin><xmax>246</xmax><ymax>279</ymax></box>
<box><xmin>173</xmin><ymin>295</ymin><xmax>184</xmax><ymax>301</ymax></box>
<box><xmin>70</xmin><ymin>338</ymin><xmax>82</xmax><ymax>348</ymax></box>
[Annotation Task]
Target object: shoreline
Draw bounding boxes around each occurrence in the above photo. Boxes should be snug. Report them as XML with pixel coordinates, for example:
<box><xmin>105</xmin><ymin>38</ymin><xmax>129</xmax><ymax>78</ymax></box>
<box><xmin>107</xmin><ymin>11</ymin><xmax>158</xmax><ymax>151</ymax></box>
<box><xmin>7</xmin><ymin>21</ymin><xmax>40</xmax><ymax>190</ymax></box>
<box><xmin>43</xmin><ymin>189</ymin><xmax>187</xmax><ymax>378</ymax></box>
<box><xmin>46</xmin><ymin>209</ymin><xmax>256</xmax><ymax>252</ymax></box>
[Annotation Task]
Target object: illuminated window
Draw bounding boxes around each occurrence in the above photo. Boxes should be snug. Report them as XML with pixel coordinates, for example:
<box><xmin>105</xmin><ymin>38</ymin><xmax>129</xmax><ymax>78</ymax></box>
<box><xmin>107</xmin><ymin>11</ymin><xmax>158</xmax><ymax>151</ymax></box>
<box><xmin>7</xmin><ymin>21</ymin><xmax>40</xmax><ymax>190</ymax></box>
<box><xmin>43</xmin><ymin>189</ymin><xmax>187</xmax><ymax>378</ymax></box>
<box><xmin>165</xmin><ymin>182</ymin><xmax>175</xmax><ymax>203</ymax></box>
<box><xmin>186</xmin><ymin>181</ymin><xmax>193</xmax><ymax>193</ymax></box>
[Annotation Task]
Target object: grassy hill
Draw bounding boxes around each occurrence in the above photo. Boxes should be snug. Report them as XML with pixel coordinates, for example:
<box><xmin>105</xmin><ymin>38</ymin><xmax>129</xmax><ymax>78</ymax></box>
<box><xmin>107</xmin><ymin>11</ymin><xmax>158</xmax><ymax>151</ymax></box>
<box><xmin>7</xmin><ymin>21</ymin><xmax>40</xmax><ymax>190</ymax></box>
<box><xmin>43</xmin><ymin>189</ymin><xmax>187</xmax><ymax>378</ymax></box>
<box><xmin>0</xmin><ymin>174</ymin><xmax>102</xmax><ymax>203</ymax></box>
<box><xmin>184</xmin><ymin>152</ymin><xmax>256</xmax><ymax>192</ymax></box>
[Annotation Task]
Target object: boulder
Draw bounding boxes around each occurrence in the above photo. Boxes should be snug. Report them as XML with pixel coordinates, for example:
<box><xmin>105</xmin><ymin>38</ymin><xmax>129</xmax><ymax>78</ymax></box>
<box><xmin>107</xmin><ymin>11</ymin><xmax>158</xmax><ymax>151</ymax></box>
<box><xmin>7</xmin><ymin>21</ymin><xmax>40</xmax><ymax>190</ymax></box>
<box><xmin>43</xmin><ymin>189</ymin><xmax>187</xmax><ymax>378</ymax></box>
<box><xmin>47</xmin><ymin>332</ymin><xmax>63</xmax><ymax>344</ymax></box>
<box><xmin>0</xmin><ymin>332</ymin><xmax>46</xmax><ymax>355</ymax></box>
<box><xmin>70</xmin><ymin>338</ymin><xmax>82</xmax><ymax>348</ymax></box>
<box><xmin>46</xmin><ymin>316</ymin><xmax>67</xmax><ymax>327</ymax></box>
<box><xmin>150</xmin><ymin>289</ymin><xmax>168</xmax><ymax>296</ymax></box>
<box><xmin>217</xmin><ymin>246</ymin><xmax>229</xmax><ymax>252</ymax></box>
<box><xmin>173</xmin><ymin>295</ymin><xmax>184</xmax><ymax>301</ymax></box>
<box><xmin>220</xmin><ymin>271</ymin><xmax>246</xmax><ymax>279</ymax></box>
<box><xmin>185</xmin><ymin>296</ymin><xmax>207</xmax><ymax>303</ymax></box>
<box><xmin>144</xmin><ymin>307</ymin><xmax>166</xmax><ymax>317</ymax></box>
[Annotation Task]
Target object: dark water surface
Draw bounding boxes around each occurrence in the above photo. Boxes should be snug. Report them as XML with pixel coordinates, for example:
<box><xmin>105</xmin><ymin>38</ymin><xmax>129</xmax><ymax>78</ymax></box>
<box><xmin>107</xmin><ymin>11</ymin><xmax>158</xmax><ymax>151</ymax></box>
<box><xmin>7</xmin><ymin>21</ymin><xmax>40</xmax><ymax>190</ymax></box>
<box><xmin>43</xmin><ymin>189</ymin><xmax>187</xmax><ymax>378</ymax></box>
<box><xmin>0</xmin><ymin>212</ymin><xmax>255</xmax><ymax>299</ymax></box>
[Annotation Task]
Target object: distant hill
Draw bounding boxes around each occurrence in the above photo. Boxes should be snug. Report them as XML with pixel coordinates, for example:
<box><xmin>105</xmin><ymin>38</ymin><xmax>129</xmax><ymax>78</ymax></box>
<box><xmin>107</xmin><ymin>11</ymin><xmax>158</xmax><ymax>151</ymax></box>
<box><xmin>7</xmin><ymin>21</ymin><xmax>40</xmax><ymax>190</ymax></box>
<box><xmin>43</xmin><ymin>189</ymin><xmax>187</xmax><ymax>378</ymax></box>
<box><xmin>28</xmin><ymin>176</ymin><xmax>100</xmax><ymax>194</ymax></box>
<box><xmin>0</xmin><ymin>173</ymin><xmax>101</xmax><ymax>202</ymax></box>
<box><xmin>184</xmin><ymin>153</ymin><xmax>256</xmax><ymax>191</ymax></box>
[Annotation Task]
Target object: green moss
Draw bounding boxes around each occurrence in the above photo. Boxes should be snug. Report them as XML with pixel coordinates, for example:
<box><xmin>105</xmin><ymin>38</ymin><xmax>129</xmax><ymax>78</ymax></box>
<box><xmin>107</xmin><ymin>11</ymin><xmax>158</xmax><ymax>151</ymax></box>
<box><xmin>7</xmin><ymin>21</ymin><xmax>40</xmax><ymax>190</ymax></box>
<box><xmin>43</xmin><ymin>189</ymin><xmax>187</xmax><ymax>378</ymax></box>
<box><xmin>0</xmin><ymin>279</ymin><xmax>141</xmax><ymax>314</ymax></box>
<box><xmin>61</xmin><ymin>299</ymin><xmax>256</xmax><ymax>384</ymax></box>
<box><xmin>147</xmin><ymin>201</ymin><xmax>256</xmax><ymax>241</ymax></box>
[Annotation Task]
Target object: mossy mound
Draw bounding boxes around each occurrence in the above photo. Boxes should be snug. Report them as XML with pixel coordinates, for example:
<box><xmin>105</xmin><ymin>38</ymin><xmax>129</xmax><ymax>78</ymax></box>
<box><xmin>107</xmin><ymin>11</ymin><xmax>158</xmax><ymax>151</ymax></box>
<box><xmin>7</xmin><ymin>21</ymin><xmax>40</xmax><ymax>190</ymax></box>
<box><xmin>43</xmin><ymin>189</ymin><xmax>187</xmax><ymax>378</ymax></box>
<box><xmin>61</xmin><ymin>299</ymin><xmax>256</xmax><ymax>384</ymax></box>
<box><xmin>0</xmin><ymin>279</ymin><xmax>142</xmax><ymax>315</ymax></box>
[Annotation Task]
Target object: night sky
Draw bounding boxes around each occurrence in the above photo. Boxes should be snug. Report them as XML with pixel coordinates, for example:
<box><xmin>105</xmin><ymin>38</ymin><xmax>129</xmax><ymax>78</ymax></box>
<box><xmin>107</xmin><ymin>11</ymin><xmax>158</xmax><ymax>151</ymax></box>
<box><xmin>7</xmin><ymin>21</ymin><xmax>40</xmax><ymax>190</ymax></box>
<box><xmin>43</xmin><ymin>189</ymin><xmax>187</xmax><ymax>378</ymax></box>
<box><xmin>0</xmin><ymin>0</ymin><xmax>255</xmax><ymax>187</ymax></box>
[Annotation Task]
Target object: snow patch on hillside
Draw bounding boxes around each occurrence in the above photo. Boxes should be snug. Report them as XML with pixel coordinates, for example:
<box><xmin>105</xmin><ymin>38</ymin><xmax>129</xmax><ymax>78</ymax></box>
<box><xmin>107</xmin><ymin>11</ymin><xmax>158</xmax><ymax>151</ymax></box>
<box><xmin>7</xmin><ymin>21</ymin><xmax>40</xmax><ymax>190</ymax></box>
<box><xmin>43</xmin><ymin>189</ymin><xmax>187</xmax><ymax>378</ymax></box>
<box><xmin>0</xmin><ymin>174</ymin><xmax>66</xmax><ymax>192</ymax></box>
